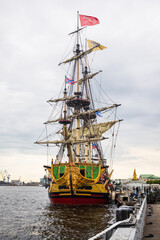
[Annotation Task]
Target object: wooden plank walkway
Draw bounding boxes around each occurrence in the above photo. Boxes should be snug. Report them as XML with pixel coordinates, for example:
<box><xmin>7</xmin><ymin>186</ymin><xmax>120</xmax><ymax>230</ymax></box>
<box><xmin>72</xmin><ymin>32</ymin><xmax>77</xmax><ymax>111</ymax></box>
<box><xmin>142</xmin><ymin>203</ymin><xmax>160</xmax><ymax>239</ymax></box>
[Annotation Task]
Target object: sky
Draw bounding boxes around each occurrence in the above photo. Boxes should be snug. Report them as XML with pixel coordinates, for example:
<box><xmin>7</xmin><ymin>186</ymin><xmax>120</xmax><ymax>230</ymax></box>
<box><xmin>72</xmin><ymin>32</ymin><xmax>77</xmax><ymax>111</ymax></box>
<box><xmin>0</xmin><ymin>0</ymin><xmax>160</xmax><ymax>182</ymax></box>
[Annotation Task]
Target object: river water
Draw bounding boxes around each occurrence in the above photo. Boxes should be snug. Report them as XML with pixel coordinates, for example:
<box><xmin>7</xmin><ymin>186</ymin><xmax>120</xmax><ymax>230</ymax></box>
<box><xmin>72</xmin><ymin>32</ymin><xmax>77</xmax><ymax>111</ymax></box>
<box><xmin>0</xmin><ymin>186</ymin><xmax>115</xmax><ymax>240</ymax></box>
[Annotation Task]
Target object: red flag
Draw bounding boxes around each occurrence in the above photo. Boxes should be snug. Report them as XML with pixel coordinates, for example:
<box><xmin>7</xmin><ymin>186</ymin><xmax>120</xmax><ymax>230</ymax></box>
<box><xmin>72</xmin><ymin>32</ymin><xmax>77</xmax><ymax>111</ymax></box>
<box><xmin>79</xmin><ymin>14</ymin><xmax>99</xmax><ymax>26</ymax></box>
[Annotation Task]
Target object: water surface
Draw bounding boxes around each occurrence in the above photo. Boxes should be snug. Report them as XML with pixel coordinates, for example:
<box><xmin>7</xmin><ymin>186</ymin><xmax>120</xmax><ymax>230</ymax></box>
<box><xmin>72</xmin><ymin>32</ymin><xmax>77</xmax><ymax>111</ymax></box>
<box><xmin>0</xmin><ymin>186</ymin><xmax>115</xmax><ymax>240</ymax></box>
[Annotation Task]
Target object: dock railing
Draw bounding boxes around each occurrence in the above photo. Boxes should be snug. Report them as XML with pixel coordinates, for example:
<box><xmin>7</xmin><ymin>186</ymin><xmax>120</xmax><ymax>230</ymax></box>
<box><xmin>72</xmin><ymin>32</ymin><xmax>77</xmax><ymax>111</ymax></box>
<box><xmin>88</xmin><ymin>217</ymin><xmax>131</xmax><ymax>240</ymax></box>
<box><xmin>135</xmin><ymin>196</ymin><xmax>147</xmax><ymax>240</ymax></box>
<box><xmin>88</xmin><ymin>196</ymin><xmax>147</xmax><ymax>240</ymax></box>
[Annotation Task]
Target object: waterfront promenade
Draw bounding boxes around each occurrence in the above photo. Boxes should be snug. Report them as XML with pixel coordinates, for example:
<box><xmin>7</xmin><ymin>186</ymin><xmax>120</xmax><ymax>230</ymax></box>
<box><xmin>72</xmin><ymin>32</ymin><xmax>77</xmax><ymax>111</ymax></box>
<box><xmin>143</xmin><ymin>204</ymin><xmax>160</xmax><ymax>239</ymax></box>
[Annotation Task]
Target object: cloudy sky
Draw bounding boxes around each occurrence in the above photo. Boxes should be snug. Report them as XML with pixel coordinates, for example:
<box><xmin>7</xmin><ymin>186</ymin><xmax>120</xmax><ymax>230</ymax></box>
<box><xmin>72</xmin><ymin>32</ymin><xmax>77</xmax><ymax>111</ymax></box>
<box><xmin>0</xmin><ymin>0</ymin><xmax>160</xmax><ymax>182</ymax></box>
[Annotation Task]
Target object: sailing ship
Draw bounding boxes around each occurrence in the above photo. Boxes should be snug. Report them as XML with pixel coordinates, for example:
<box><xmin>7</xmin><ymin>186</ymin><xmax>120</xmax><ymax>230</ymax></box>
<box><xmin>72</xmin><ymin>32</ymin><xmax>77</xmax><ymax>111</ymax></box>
<box><xmin>35</xmin><ymin>12</ymin><xmax>122</xmax><ymax>205</ymax></box>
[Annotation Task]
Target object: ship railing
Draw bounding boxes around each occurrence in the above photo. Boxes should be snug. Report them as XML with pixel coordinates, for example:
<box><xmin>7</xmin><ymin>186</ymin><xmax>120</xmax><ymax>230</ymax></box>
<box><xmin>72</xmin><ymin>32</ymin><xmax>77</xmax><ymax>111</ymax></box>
<box><xmin>88</xmin><ymin>196</ymin><xmax>147</xmax><ymax>240</ymax></box>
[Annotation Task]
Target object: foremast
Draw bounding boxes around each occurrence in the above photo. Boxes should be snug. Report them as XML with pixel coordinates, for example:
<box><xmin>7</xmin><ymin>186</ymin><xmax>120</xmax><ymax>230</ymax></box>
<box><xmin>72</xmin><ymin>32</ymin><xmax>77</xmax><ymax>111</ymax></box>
<box><xmin>63</xmin><ymin>83</ymin><xmax>74</xmax><ymax>164</ymax></box>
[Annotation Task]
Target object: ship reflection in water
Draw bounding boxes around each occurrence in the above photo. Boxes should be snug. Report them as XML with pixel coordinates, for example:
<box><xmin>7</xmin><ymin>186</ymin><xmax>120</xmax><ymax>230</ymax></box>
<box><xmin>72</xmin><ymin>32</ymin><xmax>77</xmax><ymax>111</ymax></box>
<box><xmin>39</xmin><ymin>204</ymin><xmax>114</xmax><ymax>240</ymax></box>
<box><xmin>0</xmin><ymin>186</ymin><xmax>114</xmax><ymax>240</ymax></box>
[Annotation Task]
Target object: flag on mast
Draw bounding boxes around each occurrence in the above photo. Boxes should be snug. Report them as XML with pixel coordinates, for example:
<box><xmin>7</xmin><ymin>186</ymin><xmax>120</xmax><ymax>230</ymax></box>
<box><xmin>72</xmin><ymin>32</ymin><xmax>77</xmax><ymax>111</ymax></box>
<box><xmin>87</xmin><ymin>40</ymin><xmax>107</xmax><ymax>51</ymax></box>
<box><xmin>79</xmin><ymin>14</ymin><xmax>99</xmax><ymax>26</ymax></box>
<box><xmin>95</xmin><ymin>110</ymin><xmax>102</xmax><ymax>117</ymax></box>
<box><xmin>92</xmin><ymin>143</ymin><xmax>99</xmax><ymax>149</ymax></box>
<box><xmin>65</xmin><ymin>76</ymin><xmax>74</xmax><ymax>85</ymax></box>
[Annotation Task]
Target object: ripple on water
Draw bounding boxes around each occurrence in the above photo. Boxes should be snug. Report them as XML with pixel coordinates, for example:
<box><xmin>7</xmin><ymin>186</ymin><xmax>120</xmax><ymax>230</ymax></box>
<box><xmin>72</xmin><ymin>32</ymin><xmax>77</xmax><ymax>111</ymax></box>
<box><xmin>0</xmin><ymin>186</ymin><xmax>115</xmax><ymax>240</ymax></box>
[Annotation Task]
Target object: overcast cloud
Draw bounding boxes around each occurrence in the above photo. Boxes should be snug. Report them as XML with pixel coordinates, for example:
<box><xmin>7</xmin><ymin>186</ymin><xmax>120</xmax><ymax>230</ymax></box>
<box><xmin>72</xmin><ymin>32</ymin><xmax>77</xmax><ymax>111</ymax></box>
<box><xmin>0</xmin><ymin>0</ymin><xmax>160</xmax><ymax>181</ymax></box>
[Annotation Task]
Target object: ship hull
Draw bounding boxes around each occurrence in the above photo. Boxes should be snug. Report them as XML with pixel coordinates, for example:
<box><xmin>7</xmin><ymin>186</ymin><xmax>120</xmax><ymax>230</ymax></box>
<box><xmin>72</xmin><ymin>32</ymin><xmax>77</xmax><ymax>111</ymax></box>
<box><xmin>49</xmin><ymin>194</ymin><xmax>110</xmax><ymax>205</ymax></box>
<box><xmin>48</xmin><ymin>185</ymin><xmax>111</xmax><ymax>205</ymax></box>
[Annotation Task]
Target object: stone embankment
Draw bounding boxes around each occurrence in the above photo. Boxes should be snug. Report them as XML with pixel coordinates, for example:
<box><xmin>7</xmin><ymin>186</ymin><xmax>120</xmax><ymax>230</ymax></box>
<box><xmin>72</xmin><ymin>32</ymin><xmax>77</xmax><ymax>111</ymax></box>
<box><xmin>143</xmin><ymin>204</ymin><xmax>160</xmax><ymax>240</ymax></box>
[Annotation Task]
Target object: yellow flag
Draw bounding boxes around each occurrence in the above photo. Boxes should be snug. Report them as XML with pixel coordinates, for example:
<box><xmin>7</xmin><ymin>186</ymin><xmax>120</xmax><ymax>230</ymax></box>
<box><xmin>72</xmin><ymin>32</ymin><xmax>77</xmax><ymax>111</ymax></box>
<box><xmin>87</xmin><ymin>40</ymin><xmax>107</xmax><ymax>51</ymax></box>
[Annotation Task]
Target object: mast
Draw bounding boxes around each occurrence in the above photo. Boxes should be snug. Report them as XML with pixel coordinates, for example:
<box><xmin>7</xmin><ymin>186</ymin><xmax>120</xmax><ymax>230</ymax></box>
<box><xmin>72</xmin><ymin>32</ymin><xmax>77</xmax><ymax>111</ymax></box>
<box><xmin>84</xmin><ymin>39</ymin><xmax>89</xmax><ymax>162</ymax></box>
<box><xmin>76</xmin><ymin>11</ymin><xmax>80</xmax><ymax>163</ymax></box>
<box><xmin>60</xmin><ymin>78</ymin><xmax>74</xmax><ymax>164</ymax></box>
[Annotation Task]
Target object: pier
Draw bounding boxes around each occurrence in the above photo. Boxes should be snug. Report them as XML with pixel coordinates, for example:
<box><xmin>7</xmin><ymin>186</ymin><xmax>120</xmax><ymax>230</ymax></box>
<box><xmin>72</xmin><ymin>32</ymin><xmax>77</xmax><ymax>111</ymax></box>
<box><xmin>88</xmin><ymin>196</ymin><xmax>147</xmax><ymax>240</ymax></box>
<box><xmin>88</xmin><ymin>197</ymin><xmax>160</xmax><ymax>240</ymax></box>
<box><xmin>142</xmin><ymin>204</ymin><xmax>160</xmax><ymax>239</ymax></box>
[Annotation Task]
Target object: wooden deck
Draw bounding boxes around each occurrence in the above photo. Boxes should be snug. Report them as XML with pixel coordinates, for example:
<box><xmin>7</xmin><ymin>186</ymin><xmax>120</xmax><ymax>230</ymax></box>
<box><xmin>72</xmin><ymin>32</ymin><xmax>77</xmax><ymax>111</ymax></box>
<box><xmin>143</xmin><ymin>203</ymin><xmax>160</xmax><ymax>239</ymax></box>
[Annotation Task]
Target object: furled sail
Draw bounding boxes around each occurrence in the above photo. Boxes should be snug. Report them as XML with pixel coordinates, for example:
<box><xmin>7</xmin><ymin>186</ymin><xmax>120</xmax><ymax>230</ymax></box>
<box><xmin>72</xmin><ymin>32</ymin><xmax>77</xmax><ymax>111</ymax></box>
<box><xmin>58</xmin><ymin>44</ymin><xmax>100</xmax><ymax>65</ymax></box>
<box><xmin>68</xmin><ymin>26</ymin><xmax>86</xmax><ymax>35</ymax></box>
<box><xmin>44</xmin><ymin>104</ymin><xmax>121</xmax><ymax>124</ymax></box>
<box><xmin>72</xmin><ymin>104</ymin><xmax>121</xmax><ymax>118</ymax></box>
<box><xmin>76</xmin><ymin>70</ymin><xmax>102</xmax><ymax>85</ymax></box>
<box><xmin>47</xmin><ymin>96</ymin><xmax>75</xmax><ymax>103</ymax></box>
<box><xmin>35</xmin><ymin>136</ymin><xmax>106</xmax><ymax>145</ymax></box>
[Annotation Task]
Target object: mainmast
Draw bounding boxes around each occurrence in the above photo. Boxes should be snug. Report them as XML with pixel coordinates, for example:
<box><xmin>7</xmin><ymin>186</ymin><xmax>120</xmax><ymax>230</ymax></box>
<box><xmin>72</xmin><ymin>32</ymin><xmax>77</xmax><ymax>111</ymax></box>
<box><xmin>76</xmin><ymin>11</ymin><xmax>80</xmax><ymax>163</ymax></box>
<box><xmin>84</xmin><ymin>39</ymin><xmax>90</xmax><ymax>163</ymax></box>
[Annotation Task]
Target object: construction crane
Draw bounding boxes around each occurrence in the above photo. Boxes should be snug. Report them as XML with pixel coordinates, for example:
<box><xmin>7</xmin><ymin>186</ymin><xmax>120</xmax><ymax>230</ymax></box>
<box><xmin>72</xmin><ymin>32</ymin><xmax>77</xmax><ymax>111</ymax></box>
<box><xmin>4</xmin><ymin>170</ymin><xmax>11</xmax><ymax>183</ymax></box>
<box><xmin>0</xmin><ymin>171</ymin><xmax>6</xmax><ymax>182</ymax></box>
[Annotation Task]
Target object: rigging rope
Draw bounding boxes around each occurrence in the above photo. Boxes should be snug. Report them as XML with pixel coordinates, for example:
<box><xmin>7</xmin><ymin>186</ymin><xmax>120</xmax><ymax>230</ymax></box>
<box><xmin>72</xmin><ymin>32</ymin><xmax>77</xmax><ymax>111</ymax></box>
<box><xmin>94</xmin><ymin>73</ymin><xmax>116</xmax><ymax>104</ymax></box>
